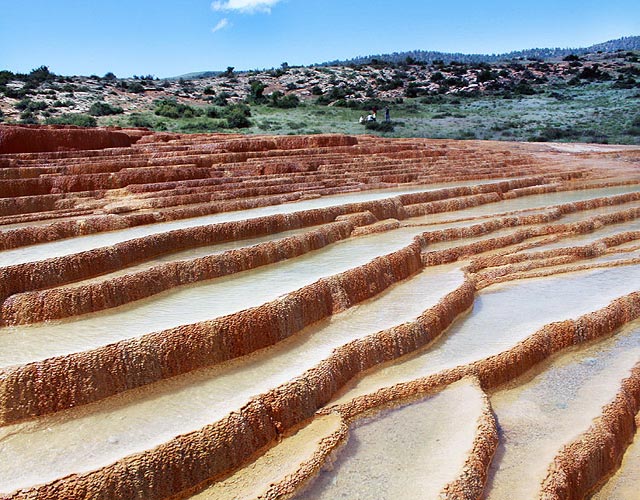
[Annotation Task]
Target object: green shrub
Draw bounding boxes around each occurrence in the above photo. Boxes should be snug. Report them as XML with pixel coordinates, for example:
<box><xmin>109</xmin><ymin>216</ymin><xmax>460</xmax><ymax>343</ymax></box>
<box><xmin>154</xmin><ymin>98</ymin><xmax>201</xmax><ymax>119</ymax></box>
<box><xmin>205</xmin><ymin>106</ymin><xmax>221</xmax><ymax>118</ymax></box>
<box><xmin>89</xmin><ymin>101</ymin><xmax>123</xmax><ymax>116</ymax></box>
<box><xmin>316</xmin><ymin>86</ymin><xmax>350</xmax><ymax>105</ymax></box>
<box><xmin>203</xmin><ymin>86</ymin><xmax>215</xmax><ymax>95</ymax></box>
<box><xmin>27</xmin><ymin>65</ymin><xmax>55</xmax><ymax>86</ymax></box>
<box><xmin>2</xmin><ymin>86</ymin><xmax>21</xmax><ymax>98</ymax></box>
<box><xmin>177</xmin><ymin>118</ymin><xmax>223</xmax><ymax>133</ymax></box>
<box><xmin>127</xmin><ymin>82</ymin><xmax>145</xmax><ymax>93</ymax></box>
<box><xmin>528</xmin><ymin>126</ymin><xmax>579</xmax><ymax>142</ymax></box>
<box><xmin>20</xmin><ymin>110</ymin><xmax>39</xmax><ymax>124</ymax></box>
<box><xmin>248</xmin><ymin>79</ymin><xmax>267</xmax><ymax>103</ymax></box>
<box><xmin>128</xmin><ymin>113</ymin><xmax>155</xmax><ymax>128</ymax></box>
<box><xmin>52</xmin><ymin>99</ymin><xmax>74</xmax><ymax>108</ymax></box>
<box><xmin>577</xmin><ymin>65</ymin><xmax>611</xmax><ymax>81</ymax></box>
<box><xmin>15</xmin><ymin>99</ymin><xmax>31</xmax><ymax>110</ymax></box>
<box><xmin>45</xmin><ymin>113</ymin><xmax>97</xmax><ymax>127</ymax></box>
<box><xmin>513</xmin><ymin>81</ymin><xmax>536</xmax><ymax>95</ymax></box>
<box><xmin>212</xmin><ymin>91</ymin><xmax>230</xmax><ymax>106</ymax></box>
<box><xmin>364</xmin><ymin>120</ymin><xmax>395</xmax><ymax>133</ymax></box>
<box><xmin>15</xmin><ymin>99</ymin><xmax>48</xmax><ymax>112</ymax></box>
<box><xmin>224</xmin><ymin>105</ymin><xmax>251</xmax><ymax>128</ymax></box>
<box><xmin>0</xmin><ymin>70</ymin><xmax>14</xmax><ymax>87</ymax></box>
<box><xmin>268</xmin><ymin>91</ymin><xmax>300</xmax><ymax>108</ymax></box>
<box><xmin>455</xmin><ymin>129</ymin><xmax>477</xmax><ymax>140</ymax></box>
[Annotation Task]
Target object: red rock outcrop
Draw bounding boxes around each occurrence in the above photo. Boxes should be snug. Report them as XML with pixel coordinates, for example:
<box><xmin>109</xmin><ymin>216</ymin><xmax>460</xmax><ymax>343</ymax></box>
<box><xmin>0</xmin><ymin>125</ymin><xmax>133</xmax><ymax>154</ymax></box>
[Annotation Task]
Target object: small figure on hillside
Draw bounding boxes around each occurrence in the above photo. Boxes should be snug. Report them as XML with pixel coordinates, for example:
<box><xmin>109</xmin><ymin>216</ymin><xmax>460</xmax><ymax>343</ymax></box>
<box><xmin>372</xmin><ymin>106</ymin><xmax>378</xmax><ymax>121</ymax></box>
<box><xmin>366</xmin><ymin>114</ymin><xmax>375</xmax><ymax>122</ymax></box>
<box><xmin>385</xmin><ymin>107</ymin><xmax>390</xmax><ymax>122</ymax></box>
<box><xmin>359</xmin><ymin>115</ymin><xmax>365</xmax><ymax>124</ymax></box>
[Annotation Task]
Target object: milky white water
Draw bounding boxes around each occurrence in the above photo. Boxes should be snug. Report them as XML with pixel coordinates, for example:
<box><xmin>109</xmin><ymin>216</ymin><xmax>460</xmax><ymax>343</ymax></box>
<box><xmin>487</xmin><ymin>320</ymin><xmax>640</xmax><ymax>499</ymax></box>
<box><xmin>332</xmin><ymin>266</ymin><xmax>640</xmax><ymax>406</ymax></box>
<box><xmin>0</xmin><ymin>180</ymin><xmax>508</xmax><ymax>267</ymax></box>
<box><xmin>297</xmin><ymin>379</ymin><xmax>485</xmax><ymax>500</ymax></box>
<box><xmin>0</xmin><ymin>226</ymin><xmax>433</xmax><ymax>367</ymax></box>
<box><xmin>0</xmin><ymin>265</ymin><xmax>464</xmax><ymax>494</ymax></box>
<box><xmin>410</xmin><ymin>185</ymin><xmax>640</xmax><ymax>225</ymax></box>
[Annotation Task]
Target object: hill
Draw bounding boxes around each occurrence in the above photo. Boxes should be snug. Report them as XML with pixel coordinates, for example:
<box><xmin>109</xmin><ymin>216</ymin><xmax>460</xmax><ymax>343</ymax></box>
<box><xmin>319</xmin><ymin>36</ymin><xmax>640</xmax><ymax>67</ymax></box>
<box><xmin>0</xmin><ymin>43</ymin><xmax>638</xmax><ymax>145</ymax></box>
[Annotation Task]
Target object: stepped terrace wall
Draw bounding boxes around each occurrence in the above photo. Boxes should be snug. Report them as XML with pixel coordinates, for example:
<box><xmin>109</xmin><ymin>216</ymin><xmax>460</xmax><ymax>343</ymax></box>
<box><xmin>0</xmin><ymin>125</ymin><xmax>133</xmax><ymax>154</ymax></box>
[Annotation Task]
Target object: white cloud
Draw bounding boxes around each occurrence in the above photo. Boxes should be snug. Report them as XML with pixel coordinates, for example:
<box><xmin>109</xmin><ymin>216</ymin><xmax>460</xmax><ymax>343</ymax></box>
<box><xmin>211</xmin><ymin>0</ymin><xmax>282</xmax><ymax>14</ymax></box>
<box><xmin>211</xmin><ymin>18</ymin><xmax>230</xmax><ymax>33</ymax></box>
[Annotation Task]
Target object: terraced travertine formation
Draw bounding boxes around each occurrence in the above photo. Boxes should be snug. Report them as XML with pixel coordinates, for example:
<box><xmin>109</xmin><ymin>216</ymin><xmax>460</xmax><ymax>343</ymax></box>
<box><xmin>1</xmin><ymin>125</ymin><xmax>640</xmax><ymax>499</ymax></box>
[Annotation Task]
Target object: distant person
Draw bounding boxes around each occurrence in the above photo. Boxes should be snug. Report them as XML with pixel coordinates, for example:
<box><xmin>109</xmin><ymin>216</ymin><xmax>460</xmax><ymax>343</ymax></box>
<box><xmin>367</xmin><ymin>114</ymin><xmax>375</xmax><ymax>122</ymax></box>
<box><xmin>372</xmin><ymin>106</ymin><xmax>378</xmax><ymax>121</ymax></box>
<box><xmin>385</xmin><ymin>107</ymin><xmax>390</xmax><ymax>122</ymax></box>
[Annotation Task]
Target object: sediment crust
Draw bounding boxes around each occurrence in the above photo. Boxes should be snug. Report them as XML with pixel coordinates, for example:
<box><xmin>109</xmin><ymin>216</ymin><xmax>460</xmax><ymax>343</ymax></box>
<box><xmin>1</xmin><ymin>220</ymin><xmax>354</xmax><ymax>324</ymax></box>
<box><xmin>0</xmin><ymin>125</ymin><xmax>133</xmax><ymax>154</ymax></box>
<box><xmin>0</xmin><ymin>241</ymin><xmax>425</xmax><ymax>424</ymax></box>
<box><xmin>0</xmin><ymin>176</ymin><xmax>546</xmax><ymax>251</ymax></box>
<box><xmin>439</xmin><ymin>384</ymin><xmax>499</xmax><ymax>499</ymax></box>
<box><xmin>329</xmin><ymin>290</ymin><xmax>640</xmax><ymax>422</ymax></box>
<box><xmin>422</xmin><ymin>206</ymin><xmax>640</xmax><ymax>268</ymax></box>
<box><xmin>539</xmin><ymin>363</ymin><xmax>640</xmax><ymax>500</ymax></box>
<box><xmin>175</xmin><ymin>414</ymin><xmax>350</xmax><ymax>500</ymax></box>
<box><xmin>0</xmin><ymin>279</ymin><xmax>474</xmax><ymax>499</ymax></box>
<box><xmin>0</xmin><ymin>209</ymin><xmax>363</xmax><ymax>307</ymax></box>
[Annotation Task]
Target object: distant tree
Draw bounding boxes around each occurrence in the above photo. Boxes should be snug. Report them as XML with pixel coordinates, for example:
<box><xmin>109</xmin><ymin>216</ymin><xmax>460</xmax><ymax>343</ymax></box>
<box><xmin>0</xmin><ymin>70</ymin><xmax>14</xmax><ymax>87</ymax></box>
<box><xmin>103</xmin><ymin>72</ymin><xmax>117</xmax><ymax>80</ymax></box>
<box><xmin>248</xmin><ymin>79</ymin><xmax>267</xmax><ymax>103</ymax></box>
<box><xmin>28</xmin><ymin>65</ymin><xmax>55</xmax><ymax>85</ymax></box>
<box><xmin>224</xmin><ymin>66</ymin><xmax>235</xmax><ymax>77</ymax></box>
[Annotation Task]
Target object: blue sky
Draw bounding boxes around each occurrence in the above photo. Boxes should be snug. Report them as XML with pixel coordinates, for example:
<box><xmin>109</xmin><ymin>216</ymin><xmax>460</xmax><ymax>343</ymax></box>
<box><xmin>1</xmin><ymin>0</ymin><xmax>638</xmax><ymax>78</ymax></box>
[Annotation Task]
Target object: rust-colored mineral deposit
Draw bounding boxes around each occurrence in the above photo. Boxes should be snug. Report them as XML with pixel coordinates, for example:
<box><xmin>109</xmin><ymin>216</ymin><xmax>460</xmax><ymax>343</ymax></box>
<box><xmin>0</xmin><ymin>127</ymin><xmax>639</xmax><ymax>499</ymax></box>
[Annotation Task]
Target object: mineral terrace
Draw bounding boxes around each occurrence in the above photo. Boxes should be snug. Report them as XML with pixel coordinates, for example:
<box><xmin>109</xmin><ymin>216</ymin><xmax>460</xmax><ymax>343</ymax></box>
<box><xmin>0</xmin><ymin>124</ymin><xmax>639</xmax><ymax>499</ymax></box>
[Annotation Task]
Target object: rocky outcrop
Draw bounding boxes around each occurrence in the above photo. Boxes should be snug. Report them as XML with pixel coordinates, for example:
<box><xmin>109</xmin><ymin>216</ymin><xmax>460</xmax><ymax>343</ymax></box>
<box><xmin>0</xmin><ymin>125</ymin><xmax>133</xmax><ymax>154</ymax></box>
